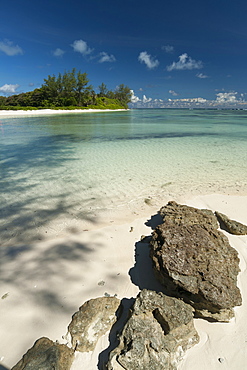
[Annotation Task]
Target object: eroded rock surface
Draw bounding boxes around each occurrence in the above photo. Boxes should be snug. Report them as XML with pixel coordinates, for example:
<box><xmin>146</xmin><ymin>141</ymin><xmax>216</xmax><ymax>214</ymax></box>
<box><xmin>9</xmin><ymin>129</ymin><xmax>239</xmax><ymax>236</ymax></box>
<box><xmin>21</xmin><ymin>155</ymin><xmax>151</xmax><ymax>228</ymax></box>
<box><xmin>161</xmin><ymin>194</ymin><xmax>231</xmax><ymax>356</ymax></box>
<box><xmin>159</xmin><ymin>201</ymin><xmax>219</xmax><ymax>230</ymax></box>
<box><xmin>215</xmin><ymin>211</ymin><xmax>247</xmax><ymax>235</ymax></box>
<box><xmin>107</xmin><ymin>289</ymin><xmax>199</xmax><ymax>370</ymax></box>
<box><xmin>150</xmin><ymin>202</ymin><xmax>242</xmax><ymax>321</ymax></box>
<box><xmin>68</xmin><ymin>296</ymin><xmax>120</xmax><ymax>352</ymax></box>
<box><xmin>12</xmin><ymin>337</ymin><xmax>74</xmax><ymax>370</ymax></box>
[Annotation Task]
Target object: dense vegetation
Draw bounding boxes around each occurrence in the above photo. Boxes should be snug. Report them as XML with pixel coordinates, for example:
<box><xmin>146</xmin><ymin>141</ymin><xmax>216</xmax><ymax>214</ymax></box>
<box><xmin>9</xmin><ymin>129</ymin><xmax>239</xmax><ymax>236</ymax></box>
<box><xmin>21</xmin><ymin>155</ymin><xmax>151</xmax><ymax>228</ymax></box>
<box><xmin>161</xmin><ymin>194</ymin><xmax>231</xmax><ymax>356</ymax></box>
<box><xmin>0</xmin><ymin>69</ymin><xmax>131</xmax><ymax>110</ymax></box>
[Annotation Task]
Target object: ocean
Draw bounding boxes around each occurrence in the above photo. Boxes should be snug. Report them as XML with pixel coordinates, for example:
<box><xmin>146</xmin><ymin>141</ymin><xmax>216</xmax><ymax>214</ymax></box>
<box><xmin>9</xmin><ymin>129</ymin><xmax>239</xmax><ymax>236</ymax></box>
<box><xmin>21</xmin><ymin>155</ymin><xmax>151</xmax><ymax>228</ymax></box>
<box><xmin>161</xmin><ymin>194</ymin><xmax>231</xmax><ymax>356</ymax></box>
<box><xmin>1</xmin><ymin>108</ymin><xmax>247</xmax><ymax>245</ymax></box>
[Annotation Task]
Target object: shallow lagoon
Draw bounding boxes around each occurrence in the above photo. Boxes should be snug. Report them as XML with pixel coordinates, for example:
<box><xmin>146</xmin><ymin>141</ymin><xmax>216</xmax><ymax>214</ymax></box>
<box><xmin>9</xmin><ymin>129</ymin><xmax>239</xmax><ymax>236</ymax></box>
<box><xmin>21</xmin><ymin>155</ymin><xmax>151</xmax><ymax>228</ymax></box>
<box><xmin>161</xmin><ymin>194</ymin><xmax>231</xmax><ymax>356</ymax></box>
<box><xmin>1</xmin><ymin>109</ymin><xmax>247</xmax><ymax>245</ymax></box>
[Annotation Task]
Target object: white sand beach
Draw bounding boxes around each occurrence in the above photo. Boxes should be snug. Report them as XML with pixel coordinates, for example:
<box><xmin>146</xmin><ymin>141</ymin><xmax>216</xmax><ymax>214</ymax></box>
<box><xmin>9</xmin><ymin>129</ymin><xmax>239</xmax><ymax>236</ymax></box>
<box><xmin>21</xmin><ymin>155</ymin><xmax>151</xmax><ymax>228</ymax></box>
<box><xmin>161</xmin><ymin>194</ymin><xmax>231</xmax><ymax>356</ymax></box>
<box><xmin>1</xmin><ymin>193</ymin><xmax>247</xmax><ymax>369</ymax></box>
<box><xmin>0</xmin><ymin>108</ymin><xmax>128</xmax><ymax>118</ymax></box>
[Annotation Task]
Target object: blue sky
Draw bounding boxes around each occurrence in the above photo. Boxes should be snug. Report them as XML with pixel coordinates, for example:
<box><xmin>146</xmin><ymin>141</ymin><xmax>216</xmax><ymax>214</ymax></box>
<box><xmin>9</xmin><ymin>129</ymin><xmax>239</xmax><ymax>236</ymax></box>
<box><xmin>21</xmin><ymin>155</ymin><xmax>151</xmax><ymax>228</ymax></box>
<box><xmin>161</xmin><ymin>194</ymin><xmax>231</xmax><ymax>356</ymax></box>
<box><xmin>1</xmin><ymin>0</ymin><xmax>247</xmax><ymax>104</ymax></box>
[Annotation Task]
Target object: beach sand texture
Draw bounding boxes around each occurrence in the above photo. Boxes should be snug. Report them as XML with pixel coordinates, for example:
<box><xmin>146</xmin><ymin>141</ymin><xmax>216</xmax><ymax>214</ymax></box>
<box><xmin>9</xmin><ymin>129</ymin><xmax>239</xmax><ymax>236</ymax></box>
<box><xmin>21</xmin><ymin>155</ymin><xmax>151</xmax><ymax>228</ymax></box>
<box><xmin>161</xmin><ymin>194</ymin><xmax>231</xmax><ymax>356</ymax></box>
<box><xmin>1</xmin><ymin>194</ymin><xmax>247</xmax><ymax>369</ymax></box>
<box><xmin>0</xmin><ymin>108</ymin><xmax>127</xmax><ymax>118</ymax></box>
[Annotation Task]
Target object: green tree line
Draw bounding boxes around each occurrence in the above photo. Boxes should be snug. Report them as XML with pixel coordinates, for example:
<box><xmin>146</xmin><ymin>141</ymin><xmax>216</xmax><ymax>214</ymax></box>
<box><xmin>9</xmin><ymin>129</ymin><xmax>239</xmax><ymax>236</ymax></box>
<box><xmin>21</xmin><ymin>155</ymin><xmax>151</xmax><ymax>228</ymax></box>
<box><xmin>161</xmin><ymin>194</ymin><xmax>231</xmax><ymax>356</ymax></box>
<box><xmin>0</xmin><ymin>69</ymin><xmax>131</xmax><ymax>109</ymax></box>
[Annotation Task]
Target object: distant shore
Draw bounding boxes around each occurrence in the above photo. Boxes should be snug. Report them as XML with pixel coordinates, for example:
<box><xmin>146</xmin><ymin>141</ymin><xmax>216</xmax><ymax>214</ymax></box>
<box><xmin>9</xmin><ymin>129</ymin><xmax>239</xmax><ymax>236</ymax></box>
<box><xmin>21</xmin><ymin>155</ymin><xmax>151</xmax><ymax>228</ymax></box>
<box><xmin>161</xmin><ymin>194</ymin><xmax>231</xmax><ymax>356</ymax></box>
<box><xmin>0</xmin><ymin>108</ymin><xmax>128</xmax><ymax>118</ymax></box>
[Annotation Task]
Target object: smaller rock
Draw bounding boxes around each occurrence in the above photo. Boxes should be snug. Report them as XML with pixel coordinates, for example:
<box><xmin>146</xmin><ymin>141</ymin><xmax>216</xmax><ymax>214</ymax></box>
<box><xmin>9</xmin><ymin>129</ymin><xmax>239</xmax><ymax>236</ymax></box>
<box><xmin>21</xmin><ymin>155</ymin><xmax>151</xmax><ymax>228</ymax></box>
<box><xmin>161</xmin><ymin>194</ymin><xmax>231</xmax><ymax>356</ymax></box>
<box><xmin>12</xmin><ymin>337</ymin><xmax>74</xmax><ymax>370</ymax></box>
<box><xmin>215</xmin><ymin>211</ymin><xmax>247</xmax><ymax>235</ymax></box>
<box><xmin>68</xmin><ymin>296</ymin><xmax>120</xmax><ymax>352</ymax></box>
<box><xmin>218</xmin><ymin>357</ymin><xmax>224</xmax><ymax>363</ymax></box>
<box><xmin>107</xmin><ymin>289</ymin><xmax>199</xmax><ymax>370</ymax></box>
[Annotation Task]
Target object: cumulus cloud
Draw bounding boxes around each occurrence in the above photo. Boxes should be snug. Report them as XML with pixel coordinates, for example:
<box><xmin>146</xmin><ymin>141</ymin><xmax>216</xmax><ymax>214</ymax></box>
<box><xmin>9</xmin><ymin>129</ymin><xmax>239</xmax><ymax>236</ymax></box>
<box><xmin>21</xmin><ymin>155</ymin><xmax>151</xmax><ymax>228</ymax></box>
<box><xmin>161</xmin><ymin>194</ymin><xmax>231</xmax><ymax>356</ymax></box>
<box><xmin>98</xmin><ymin>52</ymin><xmax>116</xmax><ymax>63</ymax></box>
<box><xmin>143</xmin><ymin>95</ymin><xmax>152</xmax><ymax>103</ymax></box>
<box><xmin>0</xmin><ymin>39</ymin><xmax>23</xmax><ymax>56</ymax></box>
<box><xmin>216</xmin><ymin>92</ymin><xmax>238</xmax><ymax>103</ymax></box>
<box><xmin>71</xmin><ymin>39</ymin><xmax>93</xmax><ymax>55</ymax></box>
<box><xmin>196</xmin><ymin>73</ymin><xmax>208</xmax><ymax>79</ymax></box>
<box><xmin>167</xmin><ymin>53</ymin><xmax>203</xmax><ymax>71</ymax></box>
<box><xmin>130</xmin><ymin>90</ymin><xmax>140</xmax><ymax>103</ymax></box>
<box><xmin>138</xmin><ymin>51</ymin><xmax>159</xmax><ymax>69</ymax></box>
<box><xmin>0</xmin><ymin>84</ymin><xmax>19</xmax><ymax>95</ymax></box>
<box><xmin>169</xmin><ymin>89</ymin><xmax>178</xmax><ymax>96</ymax></box>
<box><xmin>162</xmin><ymin>45</ymin><xmax>174</xmax><ymax>53</ymax></box>
<box><xmin>53</xmin><ymin>48</ymin><xmax>65</xmax><ymax>57</ymax></box>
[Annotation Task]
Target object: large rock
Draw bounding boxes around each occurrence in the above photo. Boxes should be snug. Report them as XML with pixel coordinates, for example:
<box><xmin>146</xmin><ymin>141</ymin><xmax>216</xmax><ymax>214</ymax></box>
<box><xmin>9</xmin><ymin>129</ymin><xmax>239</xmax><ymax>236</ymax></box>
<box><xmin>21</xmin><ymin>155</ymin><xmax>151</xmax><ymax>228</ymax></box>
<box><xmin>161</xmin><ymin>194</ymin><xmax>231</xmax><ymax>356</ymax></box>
<box><xmin>68</xmin><ymin>296</ymin><xmax>120</xmax><ymax>352</ymax></box>
<box><xmin>12</xmin><ymin>337</ymin><xmax>74</xmax><ymax>370</ymax></box>
<box><xmin>107</xmin><ymin>289</ymin><xmax>199</xmax><ymax>370</ymax></box>
<box><xmin>215</xmin><ymin>211</ymin><xmax>247</xmax><ymax>235</ymax></box>
<box><xmin>150</xmin><ymin>202</ymin><xmax>242</xmax><ymax>321</ymax></box>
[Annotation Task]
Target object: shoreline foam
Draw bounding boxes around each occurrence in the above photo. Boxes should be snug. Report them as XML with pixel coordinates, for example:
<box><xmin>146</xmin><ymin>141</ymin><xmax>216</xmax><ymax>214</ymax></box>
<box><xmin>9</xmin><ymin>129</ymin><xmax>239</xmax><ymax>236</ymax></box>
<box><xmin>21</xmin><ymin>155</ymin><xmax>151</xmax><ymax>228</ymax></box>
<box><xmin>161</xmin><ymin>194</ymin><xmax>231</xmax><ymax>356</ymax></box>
<box><xmin>1</xmin><ymin>194</ymin><xmax>247</xmax><ymax>369</ymax></box>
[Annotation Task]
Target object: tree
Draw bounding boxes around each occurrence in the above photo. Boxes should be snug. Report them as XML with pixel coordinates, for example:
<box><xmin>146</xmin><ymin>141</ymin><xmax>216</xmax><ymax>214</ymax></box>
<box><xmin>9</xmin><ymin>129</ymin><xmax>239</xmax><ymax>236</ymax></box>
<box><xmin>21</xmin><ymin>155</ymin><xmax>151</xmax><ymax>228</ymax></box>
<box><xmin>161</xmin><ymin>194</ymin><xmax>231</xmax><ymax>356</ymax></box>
<box><xmin>114</xmin><ymin>84</ymin><xmax>132</xmax><ymax>107</ymax></box>
<box><xmin>75</xmin><ymin>71</ymin><xmax>90</xmax><ymax>105</ymax></box>
<box><xmin>98</xmin><ymin>82</ymin><xmax>108</xmax><ymax>97</ymax></box>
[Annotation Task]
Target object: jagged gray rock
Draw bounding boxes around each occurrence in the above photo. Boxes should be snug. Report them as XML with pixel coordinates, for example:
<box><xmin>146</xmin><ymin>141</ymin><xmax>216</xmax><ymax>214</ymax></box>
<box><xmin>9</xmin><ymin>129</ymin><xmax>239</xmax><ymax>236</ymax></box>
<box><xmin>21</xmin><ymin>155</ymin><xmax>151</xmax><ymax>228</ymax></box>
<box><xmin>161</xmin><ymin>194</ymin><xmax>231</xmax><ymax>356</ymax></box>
<box><xmin>150</xmin><ymin>202</ymin><xmax>242</xmax><ymax>321</ymax></box>
<box><xmin>12</xmin><ymin>337</ymin><xmax>74</xmax><ymax>370</ymax></box>
<box><xmin>215</xmin><ymin>211</ymin><xmax>247</xmax><ymax>235</ymax></box>
<box><xmin>68</xmin><ymin>296</ymin><xmax>120</xmax><ymax>352</ymax></box>
<box><xmin>107</xmin><ymin>289</ymin><xmax>199</xmax><ymax>370</ymax></box>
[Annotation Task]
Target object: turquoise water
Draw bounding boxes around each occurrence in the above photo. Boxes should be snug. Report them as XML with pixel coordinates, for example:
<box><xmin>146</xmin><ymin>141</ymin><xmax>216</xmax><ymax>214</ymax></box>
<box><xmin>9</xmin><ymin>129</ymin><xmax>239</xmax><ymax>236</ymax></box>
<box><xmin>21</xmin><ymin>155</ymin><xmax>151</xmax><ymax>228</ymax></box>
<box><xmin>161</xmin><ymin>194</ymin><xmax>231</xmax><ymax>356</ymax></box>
<box><xmin>1</xmin><ymin>109</ymin><xmax>247</xmax><ymax>245</ymax></box>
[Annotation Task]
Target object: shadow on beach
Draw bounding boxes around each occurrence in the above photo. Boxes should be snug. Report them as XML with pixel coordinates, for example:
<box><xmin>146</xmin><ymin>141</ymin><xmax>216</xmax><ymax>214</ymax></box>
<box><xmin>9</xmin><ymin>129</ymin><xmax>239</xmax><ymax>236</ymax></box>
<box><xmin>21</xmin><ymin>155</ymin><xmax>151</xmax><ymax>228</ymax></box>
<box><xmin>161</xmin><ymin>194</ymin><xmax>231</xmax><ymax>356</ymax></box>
<box><xmin>0</xmin><ymin>237</ymin><xmax>100</xmax><ymax>314</ymax></box>
<box><xmin>129</xmin><ymin>212</ymin><xmax>166</xmax><ymax>293</ymax></box>
<box><xmin>0</xmin><ymin>365</ymin><xmax>10</xmax><ymax>370</ymax></box>
<box><xmin>0</xmin><ymin>133</ymin><xmax>99</xmax><ymax>246</ymax></box>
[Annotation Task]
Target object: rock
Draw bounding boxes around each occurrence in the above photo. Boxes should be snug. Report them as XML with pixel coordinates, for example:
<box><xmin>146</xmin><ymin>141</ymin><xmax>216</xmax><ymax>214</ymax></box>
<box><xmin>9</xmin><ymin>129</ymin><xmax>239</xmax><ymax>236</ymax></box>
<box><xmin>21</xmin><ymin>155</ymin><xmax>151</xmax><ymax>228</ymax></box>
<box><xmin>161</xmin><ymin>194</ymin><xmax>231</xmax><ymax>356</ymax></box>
<box><xmin>159</xmin><ymin>200</ymin><xmax>219</xmax><ymax>230</ymax></box>
<box><xmin>150</xmin><ymin>204</ymin><xmax>242</xmax><ymax>321</ymax></box>
<box><xmin>107</xmin><ymin>289</ymin><xmax>199</xmax><ymax>370</ymax></box>
<box><xmin>68</xmin><ymin>296</ymin><xmax>121</xmax><ymax>352</ymax></box>
<box><xmin>12</xmin><ymin>337</ymin><xmax>74</xmax><ymax>370</ymax></box>
<box><xmin>215</xmin><ymin>211</ymin><xmax>247</xmax><ymax>235</ymax></box>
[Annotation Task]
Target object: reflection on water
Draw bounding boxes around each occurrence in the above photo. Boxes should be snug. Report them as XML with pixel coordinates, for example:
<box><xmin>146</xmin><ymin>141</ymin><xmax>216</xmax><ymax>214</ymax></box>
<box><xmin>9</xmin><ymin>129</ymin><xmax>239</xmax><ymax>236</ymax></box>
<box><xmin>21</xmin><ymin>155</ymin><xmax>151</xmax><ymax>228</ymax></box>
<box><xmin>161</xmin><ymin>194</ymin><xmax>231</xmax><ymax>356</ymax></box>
<box><xmin>1</xmin><ymin>109</ymin><xmax>247</xmax><ymax>245</ymax></box>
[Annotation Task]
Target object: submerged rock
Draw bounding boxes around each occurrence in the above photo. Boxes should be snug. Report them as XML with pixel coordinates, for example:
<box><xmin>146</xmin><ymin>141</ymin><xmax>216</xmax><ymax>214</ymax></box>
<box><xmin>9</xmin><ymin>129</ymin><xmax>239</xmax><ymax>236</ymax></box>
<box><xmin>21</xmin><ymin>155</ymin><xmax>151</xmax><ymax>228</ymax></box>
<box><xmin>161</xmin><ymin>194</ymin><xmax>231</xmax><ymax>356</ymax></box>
<box><xmin>107</xmin><ymin>289</ymin><xmax>199</xmax><ymax>370</ymax></box>
<box><xmin>215</xmin><ymin>211</ymin><xmax>247</xmax><ymax>235</ymax></box>
<box><xmin>68</xmin><ymin>296</ymin><xmax>120</xmax><ymax>352</ymax></box>
<box><xmin>12</xmin><ymin>337</ymin><xmax>74</xmax><ymax>370</ymax></box>
<box><xmin>150</xmin><ymin>202</ymin><xmax>242</xmax><ymax>321</ymax></box>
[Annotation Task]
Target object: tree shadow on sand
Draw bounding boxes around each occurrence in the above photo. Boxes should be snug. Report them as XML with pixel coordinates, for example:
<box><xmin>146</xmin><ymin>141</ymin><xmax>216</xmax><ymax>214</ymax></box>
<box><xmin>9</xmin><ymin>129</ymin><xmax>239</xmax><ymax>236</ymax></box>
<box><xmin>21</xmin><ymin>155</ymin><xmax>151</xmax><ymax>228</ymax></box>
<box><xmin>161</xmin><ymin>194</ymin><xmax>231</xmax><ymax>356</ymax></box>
<box><xmin>0</xmin><ymin>133</ymin><xmax>100</xmax><ymax>246</ymax></box>
<box><xmin>0</xmin><ymin>237</ymin><xmax>102</xmax><ymax>314</ymax></box>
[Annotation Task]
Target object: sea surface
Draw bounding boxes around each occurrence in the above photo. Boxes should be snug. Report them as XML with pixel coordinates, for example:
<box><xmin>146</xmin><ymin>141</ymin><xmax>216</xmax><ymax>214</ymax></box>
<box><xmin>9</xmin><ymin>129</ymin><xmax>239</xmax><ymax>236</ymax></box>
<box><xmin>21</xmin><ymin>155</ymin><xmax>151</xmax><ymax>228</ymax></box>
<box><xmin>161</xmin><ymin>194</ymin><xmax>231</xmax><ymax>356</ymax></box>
<box><xmin>1</xmin><ymin>108</ymin><xmax>247</xmax><ymax>245</ymax></box>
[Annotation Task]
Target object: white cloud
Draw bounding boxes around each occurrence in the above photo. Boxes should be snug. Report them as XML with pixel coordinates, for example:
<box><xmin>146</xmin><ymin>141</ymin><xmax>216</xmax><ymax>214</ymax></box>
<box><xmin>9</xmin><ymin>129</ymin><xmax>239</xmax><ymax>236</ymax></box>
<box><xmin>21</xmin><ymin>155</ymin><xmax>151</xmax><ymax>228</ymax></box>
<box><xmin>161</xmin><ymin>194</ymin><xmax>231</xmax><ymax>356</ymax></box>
<box><xmin>167</xmin><ymin>53</ymin><xmax>203</xmax><ymax>71</ymax></box>
<box><xmin>169</xmin><ymin>89</ymin><xmax>178</xmax><ymax>96</ymax></box>
<box><xmin>138</xmin><ymin>51</ymin><xmax>159</xmax><ymax>69</ymax></box>
<box><xmin>98</xmin><ymin>52</ymin><xmax>116</xmax><ymax>63</ymax></box>
<box><xmin>0</xmin><ymin>39</ymin><xmax>23</xmax><ymax>56</ymax></box>
<box><xmin>216</xmin><ymin>92</ymin><xmax>238</xmax><ymax>103</ymax></box>
<box><xmin>0</xmin><ymin>84</ymin><xmax>19</xmax><ymax>95</ymax></box>
<box><xmin>130</xmin><ymin>90</ymin><xmax>140</xmax><ymax>103</ymax></box>
<box><xmin>143</xmin><ymin>95</ymin><xmax>152</xmax><ymax>103</ymax></box>
<box><xmin>53</xmin><ymin>48</ymin><xmax>65</xmax><ymax>57</ymax></box>
<box><xmin>196</xmin><ymin>73</ymin><xmax>208</xmax><ymax>79</ymax></box>
<box><xmin>71</xmin><ymin>39</ymin><xmax>93</xmax><ymax>55</ymax></box>
<box><xmin>162</xmin><ymin>45</ymin><xmax>174</xmax><ymax>53</ymax></box>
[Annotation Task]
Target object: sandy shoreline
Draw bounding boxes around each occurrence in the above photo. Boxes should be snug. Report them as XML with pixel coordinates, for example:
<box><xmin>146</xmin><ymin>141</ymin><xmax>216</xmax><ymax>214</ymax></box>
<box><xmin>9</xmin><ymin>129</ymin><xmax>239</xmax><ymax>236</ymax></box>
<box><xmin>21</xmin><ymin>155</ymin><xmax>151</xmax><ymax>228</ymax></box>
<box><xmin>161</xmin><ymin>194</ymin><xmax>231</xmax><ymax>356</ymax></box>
<box><xmin>0</xmin><ymin>108</ymin><xmax>128</xmax><ymax>118</ymax></box>
<box><xmin>1</xmin><ymin>193</ymin><xmax>247</xmax><ymax>369</ymax></box>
